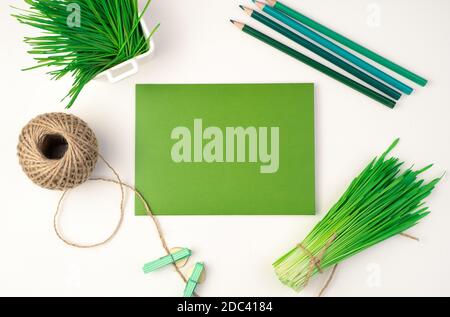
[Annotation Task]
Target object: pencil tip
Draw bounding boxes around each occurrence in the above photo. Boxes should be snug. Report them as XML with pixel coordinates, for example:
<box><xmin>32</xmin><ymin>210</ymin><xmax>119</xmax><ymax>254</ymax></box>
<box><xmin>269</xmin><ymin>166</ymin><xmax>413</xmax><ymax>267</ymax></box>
<box><xmin>240</xmin><ymin>5</ymin><xmax>253</xmax><ymax>15</ymax></box>
<box><xmin>255</xmin><ymin>1</ymin><xmax>265</xmax><ymax>9</ymax></box>
<box><xmin>230</xmin><ymin>20</ymin><xmax>245</xmax><ymax>30</ymax></box>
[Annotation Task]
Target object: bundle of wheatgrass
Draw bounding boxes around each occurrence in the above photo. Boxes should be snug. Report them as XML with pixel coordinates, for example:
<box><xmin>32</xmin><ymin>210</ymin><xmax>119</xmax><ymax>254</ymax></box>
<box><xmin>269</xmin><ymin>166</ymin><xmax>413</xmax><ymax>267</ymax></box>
<box><xmin>13</xmin><ymin>0</ymin><xmax>159</xmax><ymax>108</ymax></box>
<box><xmin>274</xmin><ymin>139</ymin><xmax>441</xmax><ymax>292</ymax></box>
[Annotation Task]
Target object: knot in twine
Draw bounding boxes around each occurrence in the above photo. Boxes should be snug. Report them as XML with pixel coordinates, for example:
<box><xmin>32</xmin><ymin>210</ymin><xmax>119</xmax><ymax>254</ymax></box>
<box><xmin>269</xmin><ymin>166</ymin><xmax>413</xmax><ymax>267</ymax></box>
<box><xmin>297</xmin><ymin>232</ymin><xmax>419</xmax><ymax>297</ymax></box>
<box><xmin>17</xmin><ymin>113</ymin><xmax>190</xmax><ymax>286</ymax></box>
<box><xmin>297</xmin><ymin>234</ymin><xmax>337</xmax><ymax>297</ymax></box>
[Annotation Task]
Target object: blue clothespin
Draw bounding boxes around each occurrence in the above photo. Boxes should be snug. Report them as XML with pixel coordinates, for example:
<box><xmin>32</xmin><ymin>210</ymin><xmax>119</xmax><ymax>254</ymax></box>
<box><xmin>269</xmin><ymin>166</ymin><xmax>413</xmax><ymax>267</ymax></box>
<box><xmin>183</xmin><ymin>262</ymin><xmax>205</xmax><ymax>297</ymax></box>
<box><xmin>143</xmin><ymin>248</ymin><xmax>191</xmax><ymax>274</ymax></box>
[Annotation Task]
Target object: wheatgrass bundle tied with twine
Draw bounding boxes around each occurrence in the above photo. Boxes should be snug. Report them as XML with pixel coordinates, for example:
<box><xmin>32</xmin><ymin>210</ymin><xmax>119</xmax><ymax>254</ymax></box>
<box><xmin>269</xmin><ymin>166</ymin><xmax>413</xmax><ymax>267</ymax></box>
<box><xmin>17</xmin><ymin>112</ymin><xmax>191</xmax><ymax>287</ymax></box>
<box><xmin>13</xmin><ymin>0</ymin><xmax>159</xmax><ymax>108</ymax></box>
<box><xmin>274</xmin><ymin>139</ymin><xmax>442</xmax><ymax>295</ymax></box>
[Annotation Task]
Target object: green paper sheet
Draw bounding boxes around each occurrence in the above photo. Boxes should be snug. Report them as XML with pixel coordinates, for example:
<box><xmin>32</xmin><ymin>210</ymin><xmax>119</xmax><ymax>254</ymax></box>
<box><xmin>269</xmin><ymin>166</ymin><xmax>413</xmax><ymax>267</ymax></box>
<box><xmin>135</xmin><ymin>83</ymin><xmax>315</xmax><ymax>215</ymax></box>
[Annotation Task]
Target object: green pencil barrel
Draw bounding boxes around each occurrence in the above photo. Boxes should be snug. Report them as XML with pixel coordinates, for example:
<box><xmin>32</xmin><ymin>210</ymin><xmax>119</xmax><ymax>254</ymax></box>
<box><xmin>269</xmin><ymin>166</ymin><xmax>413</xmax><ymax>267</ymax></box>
<box><xmin>242</xmin><ymin>25</ymin><xmax>396</xmax><ymax>108</ymax></box>
<box><xmin>251</xmin><ymin>10</ymin><xmax>401</xmax><ymax>101</ymax></box>
<box><xmin>275</xmin><ymin>1</ymin><xmax>428</xmax><ymax>87</ymax></box>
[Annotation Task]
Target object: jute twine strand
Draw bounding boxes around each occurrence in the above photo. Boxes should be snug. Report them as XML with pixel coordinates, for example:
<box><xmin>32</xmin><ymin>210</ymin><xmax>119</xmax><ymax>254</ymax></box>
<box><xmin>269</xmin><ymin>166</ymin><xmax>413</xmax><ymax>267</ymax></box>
<box><xmin>400</xmin><ymin>232</ymin><xmax>420</xmax><ymax>242</ymax></box>
<box><xmin>54</xmin><ymin>159</ymin><xmax>191</xmax><ymax>286</ymax></box>
<box><xmin>53</xmin><ymin>154</ymin><xmax>125</xmax><ymax>249</ymax></box>
<box><xmin>317</xmin><ymin>264</ymin><xmax>338</xmax><ymax>298</ymax></box>
<box><xmin>297</xmin><ymin>232</ymin><xmax>419</xmax><ymax>297</ymax></box>
<box><xmin>297</xmin><ymin>233</ymin><xmax>337</xmax><ymax>295</ymax></box>
<box><xmin>18</xmin><ymin>113</ymin><xmax>189</xmax><ymax>286</ymax></box>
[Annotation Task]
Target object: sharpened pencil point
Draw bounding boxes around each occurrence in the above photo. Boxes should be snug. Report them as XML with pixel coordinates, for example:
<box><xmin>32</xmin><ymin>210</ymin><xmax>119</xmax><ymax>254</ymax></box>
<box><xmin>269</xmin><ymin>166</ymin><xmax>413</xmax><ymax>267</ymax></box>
<box><xmin>240</xmin><ymin>5</ymin><xmax>254</xmax><ymax>15</ymax></box>
<box><xmin>255</xmin><ymin>1</ymin><xmax>265</xmax><ymax>9</ymax></box>
<box><xmin>230</xmin><ymin>20</ymin><xmax>245</xmax><ymax>30</ymax></box>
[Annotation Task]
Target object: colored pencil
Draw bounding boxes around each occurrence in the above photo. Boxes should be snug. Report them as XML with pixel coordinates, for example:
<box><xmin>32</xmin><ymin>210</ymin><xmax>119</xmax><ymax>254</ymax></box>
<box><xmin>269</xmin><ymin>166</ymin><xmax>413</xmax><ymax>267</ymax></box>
<box><xmin>240</xmin><ymin>6</ymin><xmax>401</xmax><ymax>101</ymax></box>
<box><xmin>264</xmin><ymin>0</ymin><xmax>428</xmax><ymax>87</ymax></box>
<box><xmin>230</xmin><ymin>20</ymin><xmax>396</xmax><ymax>108</ymax></box>
<box><xmin>254</xmin><ymin>1</ymin><xmax>413</xmax><ymax>95</ymax></box>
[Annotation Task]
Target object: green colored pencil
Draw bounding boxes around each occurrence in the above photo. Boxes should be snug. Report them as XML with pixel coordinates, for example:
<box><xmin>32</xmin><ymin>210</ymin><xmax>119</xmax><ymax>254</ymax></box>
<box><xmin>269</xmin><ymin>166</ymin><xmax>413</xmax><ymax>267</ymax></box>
<box><xmin>240</xmin><ymin>6</ymin><xmax>401</xmax><ymax>101</ymax></box>
<box><xmin>231</xmin><ymin>20</ymin><xmax>396</xmax><ymax>108</ymax></box>
<box><xmin>264</xmin><ymin>0</ymin><xmax>428</xmax><ymax>87</ymax></box>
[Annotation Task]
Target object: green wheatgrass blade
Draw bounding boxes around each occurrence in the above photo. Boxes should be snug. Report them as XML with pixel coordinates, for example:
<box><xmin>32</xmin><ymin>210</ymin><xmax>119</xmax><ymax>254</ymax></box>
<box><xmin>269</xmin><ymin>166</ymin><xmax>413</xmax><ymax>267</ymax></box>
<box><xmin>273</xmin><ymin>139</ymin><xmax>441</xmax><ymax>292</ymax></box>
<box><xmin>13</xmin><ymin>0</ymin><xmax>158</xmax><ymax>108</ymax></box>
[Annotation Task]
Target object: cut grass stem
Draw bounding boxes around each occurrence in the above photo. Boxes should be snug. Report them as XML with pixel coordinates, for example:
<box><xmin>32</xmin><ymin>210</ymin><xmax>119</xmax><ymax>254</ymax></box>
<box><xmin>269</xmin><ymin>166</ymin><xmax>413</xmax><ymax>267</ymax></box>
<box><xmin>273</xmin><ymin>139</ymin><xmax>441</xmax><ymax>292</ymax></box>
<box><xmin>13</xmin><ymin>0</ymin><xmax>158</xmax><ymax>108</ymax></box>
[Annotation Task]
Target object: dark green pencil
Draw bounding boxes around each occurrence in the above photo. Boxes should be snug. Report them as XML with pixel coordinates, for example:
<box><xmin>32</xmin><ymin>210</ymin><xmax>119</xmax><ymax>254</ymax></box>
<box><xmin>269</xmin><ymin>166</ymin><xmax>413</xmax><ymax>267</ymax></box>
<box><xmin>265</xmin><ymin>0</ymin><xmax>428</xmax><ymax>87</ymax></box>
<box><xmin>240</xmin><ymin>6</ymin><xmax>401</xmax><ymax>101</ymax></box>
<box><xmin>231</xmin><ymin>20</ymin><xmax>396</xmax><ymax>108</ymax></box>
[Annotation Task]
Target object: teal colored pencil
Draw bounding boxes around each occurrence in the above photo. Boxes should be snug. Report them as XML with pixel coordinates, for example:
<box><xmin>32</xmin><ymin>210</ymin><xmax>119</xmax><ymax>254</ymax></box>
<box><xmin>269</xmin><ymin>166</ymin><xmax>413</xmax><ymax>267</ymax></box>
<box><xmin>254</xmin><ymin>1</ymin><xmax>414</xmax><ymax>95</ymax></box>
<box><xmin>231</xmin><ymin>20</ymin><xmax>396</xmax><ymax>108</ymax></box>
<box><xmin>264</xmin><ymin>0</ymin><xmax>428</xmax><ymax>87</ymax></box>
<box><xmin>240</xmin><ymin>6</ymin><xmax>401</xmax><ymax>101</ymax></box>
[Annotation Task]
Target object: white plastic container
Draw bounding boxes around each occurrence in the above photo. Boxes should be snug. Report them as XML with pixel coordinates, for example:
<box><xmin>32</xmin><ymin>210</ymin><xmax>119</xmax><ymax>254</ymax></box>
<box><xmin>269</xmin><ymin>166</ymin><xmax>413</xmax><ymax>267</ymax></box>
<box><xmin>95</xmin><ymin>19</ymin><xmax>155</xmax><ymax>83</ymax></box>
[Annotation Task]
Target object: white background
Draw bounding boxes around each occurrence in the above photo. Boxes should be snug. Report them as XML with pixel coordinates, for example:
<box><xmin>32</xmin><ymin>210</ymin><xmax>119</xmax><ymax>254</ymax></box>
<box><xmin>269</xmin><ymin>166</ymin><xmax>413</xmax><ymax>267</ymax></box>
<box><xmin>1</xmin><ymin>0</ymin><xmax>449</xmax><ymax>297</ymax></box>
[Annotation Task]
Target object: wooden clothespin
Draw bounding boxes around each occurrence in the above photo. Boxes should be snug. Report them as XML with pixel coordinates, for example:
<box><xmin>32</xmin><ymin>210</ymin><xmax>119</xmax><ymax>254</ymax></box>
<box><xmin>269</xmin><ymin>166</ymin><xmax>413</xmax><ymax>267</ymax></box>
<box><xmin>143</xmin><ymin>247</ymin><xmax>191</xmax><ymax>274</ymax></box>
<box><xmin>183</xmin><ymin>262</ymin><xmax>205</xmax><ymax>297</ymax></box>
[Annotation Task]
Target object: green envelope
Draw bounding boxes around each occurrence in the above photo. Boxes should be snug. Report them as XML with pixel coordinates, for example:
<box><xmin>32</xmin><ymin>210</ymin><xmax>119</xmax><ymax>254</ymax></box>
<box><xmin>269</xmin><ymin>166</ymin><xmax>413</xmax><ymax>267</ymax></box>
<box><xmin>135</xmin><ymin>83</ymin><xmax>315</xmax><ymax>215</ymax></box>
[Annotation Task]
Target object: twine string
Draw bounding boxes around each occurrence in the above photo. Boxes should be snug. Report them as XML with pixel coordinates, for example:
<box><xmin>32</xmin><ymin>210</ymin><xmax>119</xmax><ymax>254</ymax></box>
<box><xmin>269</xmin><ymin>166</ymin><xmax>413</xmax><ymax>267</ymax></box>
<box><xmin>23</xmin><ymin>114</ymin><xmax>422</xmax><ymax>297</ymax></box>
<box><xmin>297</xmin><ymin>233</ymin><xmax>337</xmax><ymax>293</ymax></box>
<box><xmin>53</xmin><ymin>155</ymin><xmax>189</xmax><ymax>284</ymax></box>
<box><xmin>297</xmin><ymin>232</ymin><xmax>419</xmax><ymax>297</ymax></box>
<box><xmin>53</xmin><ymin>155</ymin><xmax>125</xmax><ymax>248</ymax></box>
<box><xmin>318</xmin><ymin>264</ymin><xmax>338</xmax><ymax>298</ymax></box>
<box><xmin>400</xmin><ymin>232</ymin><xmax>420</xmax><ymax>242</ymax></box>
<box><xmin>19</xmin><ymin>113</ymin><xmax>192</xmax><ymax>292</ymax></box>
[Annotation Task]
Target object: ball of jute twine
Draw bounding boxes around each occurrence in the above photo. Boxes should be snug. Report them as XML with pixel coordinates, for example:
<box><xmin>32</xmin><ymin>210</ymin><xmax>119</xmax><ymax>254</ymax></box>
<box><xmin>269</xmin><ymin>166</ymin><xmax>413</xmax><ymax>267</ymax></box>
<box><xmin>17</xmin><ymin>112</ymin><xmax>98</xmax><ymax>191</ymax></box>
<box><xmin>17</xmin><ymin>112</ymin><xmax>190</xmax><ymax>286</ymax></box>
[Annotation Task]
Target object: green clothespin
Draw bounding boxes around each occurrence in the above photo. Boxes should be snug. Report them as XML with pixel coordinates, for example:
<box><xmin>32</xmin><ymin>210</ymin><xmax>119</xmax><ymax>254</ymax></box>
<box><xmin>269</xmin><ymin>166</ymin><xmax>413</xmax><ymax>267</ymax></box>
<box><xmin>143</xmin><ymin>248</ymin><xmax>191</xmax><ymax>274</ymax></box>
<box><xmin>183</xmin><ymin>262</ymin><xmax>205</xmax><ymax>297</ymax></box>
